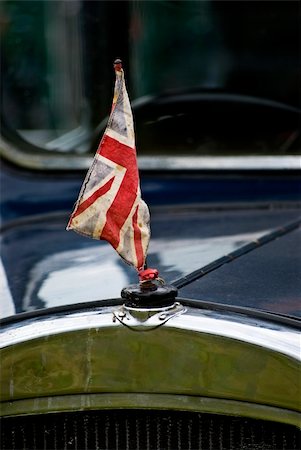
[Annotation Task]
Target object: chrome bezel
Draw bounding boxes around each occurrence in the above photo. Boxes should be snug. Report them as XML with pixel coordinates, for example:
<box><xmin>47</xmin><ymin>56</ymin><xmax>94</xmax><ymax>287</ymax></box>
<box><xmin>1</xmin><ymin>303</ymin><xmax>300</xmax><ymax>426</ymax></box>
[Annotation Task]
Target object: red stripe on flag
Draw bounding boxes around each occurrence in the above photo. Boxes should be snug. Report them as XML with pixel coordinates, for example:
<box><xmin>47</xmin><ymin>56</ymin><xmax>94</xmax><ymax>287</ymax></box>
<box><xmin>99</xmin><ymin>135</ymin><xmax>139</xmax><ymax>248</ymax></box>
<box><xmin>132</xmin><ymin>204</ymin><xmax>144</xmax><ymax>270</ymax></box>
<box><xmin>98</xmin><ymin>135</ymin><xmax>138</xmax><ymax>168</ymax></box>
<box><xmin>71</xmin><ymin>176</ymin><xmax>114</xmax><ymax>220</ymax></box>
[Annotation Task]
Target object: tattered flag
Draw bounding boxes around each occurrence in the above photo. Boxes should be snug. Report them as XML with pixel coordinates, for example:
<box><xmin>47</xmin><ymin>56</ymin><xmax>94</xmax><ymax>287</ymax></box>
<box><xmin>67</xmin><ymin>60</ymin><xmax>150</xmax><ymax>271</ymax></box>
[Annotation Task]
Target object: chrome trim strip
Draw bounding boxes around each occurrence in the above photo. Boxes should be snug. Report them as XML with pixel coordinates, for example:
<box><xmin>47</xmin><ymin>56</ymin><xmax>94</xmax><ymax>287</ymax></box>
<box><xmin>0</xmin><ymin>137</ymin><xmax>91</xmax><ymax>170</ymax></box>
<box><xmin>167</xmin><ymin>309</ymin><xmax>301</xmax><ymax>360</ymax></box>
<box><xmin>1</xmin><ymin>136</ymin><xmax>300</xmax><ymax>171</ymax></box>
<box><xmin>140</xmin><ymin>156</ymin><xmax>301</xmax><ymax>171</ymax></box>
<box><xmin>0</xmin><ymin>307</ymin><xmax>118</xmax><ymax>347</ymax></box>
<box><xmin>0</xmin><ymin>306</ymin><xmax>299</xmax><ymax>360</ymax></box>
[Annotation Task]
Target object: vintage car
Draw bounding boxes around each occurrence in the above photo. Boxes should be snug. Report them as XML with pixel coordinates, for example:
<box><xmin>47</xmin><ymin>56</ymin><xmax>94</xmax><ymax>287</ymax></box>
<box><xmin>0</xmin><ymin>1</ymin><xmax>300</xmax><ymax>449</ymax></box>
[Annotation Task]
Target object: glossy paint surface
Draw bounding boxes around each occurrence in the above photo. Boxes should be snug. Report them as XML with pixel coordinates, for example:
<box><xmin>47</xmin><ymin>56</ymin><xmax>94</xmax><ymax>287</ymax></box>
<box><xmin>180</xmin><ymin>227</ymin><xmax>301</xmax><ymax>317</ymax></box>
<box><xmin>1</xmin><ymin>207</ymin><xmax>301</xmax><ymax>318</ymax></box>
<box><xmin>1</xmin><ymin>163</ymin><xmax>301</xmax><ymax>224</ymax></box>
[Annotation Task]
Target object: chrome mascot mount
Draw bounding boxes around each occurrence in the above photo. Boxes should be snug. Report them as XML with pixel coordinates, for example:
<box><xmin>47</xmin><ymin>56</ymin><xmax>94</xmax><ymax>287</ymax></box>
<box><xmin>113</xmin><ymin>272</ymin><xmax>185</xmax><ymax>330</ymax></box>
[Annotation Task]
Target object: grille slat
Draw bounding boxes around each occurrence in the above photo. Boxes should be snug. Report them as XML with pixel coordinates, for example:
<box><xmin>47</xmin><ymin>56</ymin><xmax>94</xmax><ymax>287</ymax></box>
<box><xmin>1</xmin><ymin>410</ymin><xmax>300</xmax><ymax>450</ymax></box>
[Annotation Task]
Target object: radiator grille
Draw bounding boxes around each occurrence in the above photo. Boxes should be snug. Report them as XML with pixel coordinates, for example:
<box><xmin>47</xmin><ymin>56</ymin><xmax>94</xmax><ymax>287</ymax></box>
<box><xmin>1</xmin><ymin>410</ymin><xmax>300</xmax><ymax>450</ymax></box>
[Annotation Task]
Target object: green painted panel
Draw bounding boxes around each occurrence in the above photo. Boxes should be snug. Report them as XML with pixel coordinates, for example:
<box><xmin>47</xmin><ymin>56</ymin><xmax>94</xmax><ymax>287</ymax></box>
<box><xmin>1</xmin><ymin>326</ymin><xmax>300</xmax><ymax>413</ymax></box>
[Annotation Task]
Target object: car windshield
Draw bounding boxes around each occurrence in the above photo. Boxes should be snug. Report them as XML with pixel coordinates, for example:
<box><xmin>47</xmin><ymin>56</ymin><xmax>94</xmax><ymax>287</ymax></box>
<box><xmin>1</xmin><ymin>0</ymin><xmax>300</xmax><ymax>158</ymax></box>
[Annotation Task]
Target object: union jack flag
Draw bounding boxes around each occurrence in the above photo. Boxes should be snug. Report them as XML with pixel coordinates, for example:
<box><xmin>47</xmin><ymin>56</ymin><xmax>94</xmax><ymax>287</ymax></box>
<box><xmin>67</xmin><ymin>61</ymin><xmax>150</xmax><ymax>271</ymax></box>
